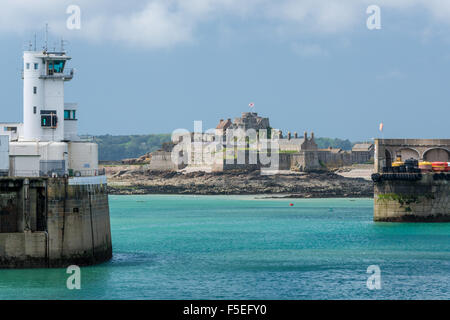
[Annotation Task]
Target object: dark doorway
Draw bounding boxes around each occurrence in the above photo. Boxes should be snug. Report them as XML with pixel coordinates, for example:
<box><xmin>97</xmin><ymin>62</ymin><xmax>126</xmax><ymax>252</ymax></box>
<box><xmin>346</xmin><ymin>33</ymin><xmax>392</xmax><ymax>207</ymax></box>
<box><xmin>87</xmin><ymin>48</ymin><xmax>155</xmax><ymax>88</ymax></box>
<box><xmin>385</xmin><ymin>150</ymin><xmax>392</xmax><ymax>167</ymax></box>
<box><xmin>0</xmin><ymin>195</ymin><xmax>18</xmax><ymax>233</ymax></box>
<box><xmin>36</xmin><ymin>188</ymin><xmax>47</xmax><ymax>232</ymax></box>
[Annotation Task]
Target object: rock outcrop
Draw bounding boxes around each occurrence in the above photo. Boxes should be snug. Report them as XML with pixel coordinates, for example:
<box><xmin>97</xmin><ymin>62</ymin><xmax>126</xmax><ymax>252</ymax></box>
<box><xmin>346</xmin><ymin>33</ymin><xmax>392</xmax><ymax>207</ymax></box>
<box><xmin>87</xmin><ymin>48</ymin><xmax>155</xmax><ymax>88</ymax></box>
<box><xmin>105</xmin><ymin>168</ymin><xmax>373</xmax><ymax>198</ymax></box>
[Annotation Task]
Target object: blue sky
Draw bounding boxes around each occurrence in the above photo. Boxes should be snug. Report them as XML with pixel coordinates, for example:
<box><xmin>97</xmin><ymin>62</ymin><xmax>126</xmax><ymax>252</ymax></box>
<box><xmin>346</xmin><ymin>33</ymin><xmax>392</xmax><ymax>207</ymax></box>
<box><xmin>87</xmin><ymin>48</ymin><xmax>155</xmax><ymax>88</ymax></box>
<box><xmin>0</xmin><ymin>0</ymin><xmax>449</xmax><ymax>140</ymax></box>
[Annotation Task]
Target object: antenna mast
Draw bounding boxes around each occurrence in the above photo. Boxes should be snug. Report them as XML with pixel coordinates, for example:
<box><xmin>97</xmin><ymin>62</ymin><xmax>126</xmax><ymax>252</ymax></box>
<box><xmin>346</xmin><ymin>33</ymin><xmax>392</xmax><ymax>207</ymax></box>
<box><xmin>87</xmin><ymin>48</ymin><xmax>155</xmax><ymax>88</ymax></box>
<box><xmin>34</xmin><ymin>33</ymin><xmax>37</xmax><ymax>51</ymax></box>
<box><xmin>44</xmin><ymin>23</ymin><xmax>48</xmax><ymax>52</ymax></box>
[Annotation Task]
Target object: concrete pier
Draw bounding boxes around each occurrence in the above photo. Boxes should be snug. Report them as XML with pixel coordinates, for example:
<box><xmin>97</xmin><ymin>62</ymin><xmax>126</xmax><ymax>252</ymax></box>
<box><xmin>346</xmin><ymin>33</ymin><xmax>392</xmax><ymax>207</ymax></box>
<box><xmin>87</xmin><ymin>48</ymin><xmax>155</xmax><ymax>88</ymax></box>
<box><xmin>373</xmin><ymin>173</ymin><xmax>450</xmax><ymax>222</ymax></box>
<box><xmin>373</xmin><ymin>138</ymin><xmax>450</xmax><ymax>222</ymax></box>
<box><xmin>0</xmin><ymin>177</ymin><xmax>112</xmax><ymax>268</ymax></box>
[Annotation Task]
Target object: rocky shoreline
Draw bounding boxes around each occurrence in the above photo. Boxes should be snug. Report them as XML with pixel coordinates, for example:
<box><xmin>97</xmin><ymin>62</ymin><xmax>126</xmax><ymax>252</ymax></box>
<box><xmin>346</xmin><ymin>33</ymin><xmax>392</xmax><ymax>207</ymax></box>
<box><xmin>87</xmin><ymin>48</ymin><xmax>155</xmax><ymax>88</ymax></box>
<box><xmin>106</xmin><ymin>168</ymin><xmax>374</xmax><ymax>198</ymax></box>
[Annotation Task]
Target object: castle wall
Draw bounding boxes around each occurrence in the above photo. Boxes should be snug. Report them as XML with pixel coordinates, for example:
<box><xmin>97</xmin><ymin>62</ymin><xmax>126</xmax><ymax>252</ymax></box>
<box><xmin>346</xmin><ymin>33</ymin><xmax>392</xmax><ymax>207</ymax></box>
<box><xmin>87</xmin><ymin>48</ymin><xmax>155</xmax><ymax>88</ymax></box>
<box><xmin>291</xmin><ymin>151</ymin><xmax>320</xmax><ymax>171</ymax></box>
<box><xmin>373</xmin><ymin>174</ymin><xmax>450</xmax><ymax>222</ymax></box>
<box><xmin>148</xmin><ymin>151</ymin><xmax>182</xmax><ymax>171</ymax></box>
<box><xmin>318</xmin><ymin>150</ymin><xmax>352</xmax><ymax>167</ymax></box>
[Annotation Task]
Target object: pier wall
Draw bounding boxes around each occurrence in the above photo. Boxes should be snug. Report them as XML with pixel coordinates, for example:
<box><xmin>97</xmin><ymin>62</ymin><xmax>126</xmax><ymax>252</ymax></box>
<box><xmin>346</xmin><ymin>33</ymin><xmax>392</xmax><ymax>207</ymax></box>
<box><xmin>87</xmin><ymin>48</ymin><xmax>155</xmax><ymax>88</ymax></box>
<box><xmin>0</xmin><ymin>177</ymin><xmax>112</xmax><ymax>268</ymax></box>
<box><xmin>373</xmin><ymin>138</ymin><xmax>450</xmax><ymax>222</ymax></box>
<box><xmin>373</xmin><ymin>174</ymin><xmax>450</xmax><ymax>222</ymax></box>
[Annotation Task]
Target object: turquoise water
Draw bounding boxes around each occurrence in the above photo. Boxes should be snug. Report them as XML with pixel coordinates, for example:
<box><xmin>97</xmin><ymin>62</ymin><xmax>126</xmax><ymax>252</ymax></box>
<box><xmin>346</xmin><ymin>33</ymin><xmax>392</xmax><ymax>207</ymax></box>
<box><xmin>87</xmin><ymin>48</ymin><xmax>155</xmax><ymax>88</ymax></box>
<box><xmin>0</xmin><ymin>195</ymin><xmax>449</xmax><ymax>300</ymax></box>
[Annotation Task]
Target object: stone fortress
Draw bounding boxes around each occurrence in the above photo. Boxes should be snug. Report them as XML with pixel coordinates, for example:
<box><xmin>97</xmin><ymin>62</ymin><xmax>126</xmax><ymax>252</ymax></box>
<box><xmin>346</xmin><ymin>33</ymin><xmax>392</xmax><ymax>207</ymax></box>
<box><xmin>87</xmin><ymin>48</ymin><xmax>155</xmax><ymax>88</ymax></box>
<box><xmin>149</xmin><ymin>112</ymin><xmax>375</xmax><ymax>173</ymax></box>
<box><xmin>0</xmin><ymin>47</ymin><xmax>112</xmax><ymax>268</ymax></box>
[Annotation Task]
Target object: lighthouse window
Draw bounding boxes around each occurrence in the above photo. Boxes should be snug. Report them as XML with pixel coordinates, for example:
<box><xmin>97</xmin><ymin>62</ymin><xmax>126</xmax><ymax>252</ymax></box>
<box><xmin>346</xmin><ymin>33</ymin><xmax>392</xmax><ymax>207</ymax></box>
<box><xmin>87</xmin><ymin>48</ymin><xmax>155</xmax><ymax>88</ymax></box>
<box><xmin>33</xmin><ymin>106</ymin><xmax>37</xmax><ymax>114</ymax></box>
<box><xmin>26</xmin><ymin>63</ymin><xmax>30</xmax><ymax>70</ymax></box>
<box><xmin>47</xmin><ymin>60</ymin><xmax>65</xmax><ymax>75</ymax></box>
<box><xmin>40</xmin><ymin>110</ymin><xmax>58</xmax><ymax>128</ymax></box>
<box><xmin>41</xmin><ymin>116</ymin><xmax>50</xmax><ymax>127</ymax></box>
<box><xmin>33</xmin><ymin>86</ymin><xmax>37</xmax><ymax>94</ymax></box>
<box><xmin>34</xmin><ymin>63</ymin><xmax>39</xmax><ymax>70</ymax></box>
<box><xmin>64</xmin><ymin>110</ymin><xmax>77</xmax><ymax>120</ymax></box>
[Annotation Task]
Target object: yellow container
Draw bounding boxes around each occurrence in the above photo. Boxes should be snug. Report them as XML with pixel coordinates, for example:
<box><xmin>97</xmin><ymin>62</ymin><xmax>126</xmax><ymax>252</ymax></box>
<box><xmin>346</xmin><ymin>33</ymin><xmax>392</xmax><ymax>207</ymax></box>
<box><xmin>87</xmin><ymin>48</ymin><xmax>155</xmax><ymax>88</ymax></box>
<box><xmin>392</xmin><ymin>161</ymin><xmax>404</xmax><ymax>167</ymax></box>
<box><xmin>419</xmin><ymin>161</ymin><xmax>432</xmax><ymax>172</ymax></box>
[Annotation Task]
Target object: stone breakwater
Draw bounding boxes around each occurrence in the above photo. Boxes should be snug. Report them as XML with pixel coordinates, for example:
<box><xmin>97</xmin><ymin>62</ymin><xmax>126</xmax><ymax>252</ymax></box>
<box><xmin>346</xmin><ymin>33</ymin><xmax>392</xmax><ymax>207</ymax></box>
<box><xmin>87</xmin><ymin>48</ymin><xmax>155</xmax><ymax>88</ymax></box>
<box><xmin>373</xmin><ymin>173</ymin><xmax>450</xmax><ymax>222</ymax></box>
<box><xmin>106</xmin><ymin>169</ymin><xmax>373</xmax><ymax>198</ymax></box>
<box><xmin>0</xmin><ymin>177</ymin><xmax>112</xmax><ymax>269</ymax></box>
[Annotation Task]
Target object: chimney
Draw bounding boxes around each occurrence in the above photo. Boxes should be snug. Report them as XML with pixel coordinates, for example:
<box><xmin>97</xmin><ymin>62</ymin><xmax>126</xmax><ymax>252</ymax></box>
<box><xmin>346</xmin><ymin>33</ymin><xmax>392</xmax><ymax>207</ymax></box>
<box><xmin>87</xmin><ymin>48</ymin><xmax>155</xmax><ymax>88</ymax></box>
<box><xmin>304</xmin><ymin>131</ymin><xmax>307</xmax><ymax>139</ymax></box>
<box><xmin>311</xmin><ymin>132</ymin><xmax>314</xmax><ymax>140</ymax></box>
<box><xmin>279</xmin><ymin>130</ymin><xmax>283</xmax><ymax>139</ymax></box>
<box><xmin>294</xmin><ymin>132</ymin><xmax>298</xmax><ymax>139</ymax></box>
<box><xmin>287</xmin><ymin>132</ymin><xmax>291</xmax><ymax>140</ymax></box>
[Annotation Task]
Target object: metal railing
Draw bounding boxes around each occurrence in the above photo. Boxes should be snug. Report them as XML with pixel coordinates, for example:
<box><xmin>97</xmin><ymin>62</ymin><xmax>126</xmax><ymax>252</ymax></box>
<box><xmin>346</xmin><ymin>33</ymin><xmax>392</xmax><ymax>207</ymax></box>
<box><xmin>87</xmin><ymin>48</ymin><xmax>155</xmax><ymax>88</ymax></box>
<box><xmin>9</xmin><ymin>168</ymin><xmax>106</xmax><ymax>178</ymax></box>
<box><xmin>69</xmin><ymin>168</ymin><xmax>106</xmax><ymax>177</ymax></box>
<box><xmin>39</xmin><ymin>68</ymin><xmax>74</xmax><ymax>80</ymax></box>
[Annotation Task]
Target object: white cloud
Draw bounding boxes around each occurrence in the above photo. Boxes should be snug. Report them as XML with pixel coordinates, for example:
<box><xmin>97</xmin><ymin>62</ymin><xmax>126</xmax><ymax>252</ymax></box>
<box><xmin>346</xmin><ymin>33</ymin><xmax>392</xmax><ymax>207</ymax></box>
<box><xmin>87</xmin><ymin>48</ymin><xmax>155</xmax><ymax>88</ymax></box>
<box><xmin>2</xmin><ymin>0</ymin><xmax>450</xmax><ymax>49</ymax></box>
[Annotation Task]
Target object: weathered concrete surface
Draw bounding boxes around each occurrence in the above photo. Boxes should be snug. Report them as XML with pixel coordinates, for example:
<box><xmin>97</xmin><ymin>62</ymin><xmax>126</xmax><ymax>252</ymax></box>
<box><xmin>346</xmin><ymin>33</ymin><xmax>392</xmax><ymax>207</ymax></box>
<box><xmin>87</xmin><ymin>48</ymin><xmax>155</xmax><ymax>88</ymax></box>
<box><xmin>0</xmin><ymin>232</ymin><xmax>47</xmax><ymax>268</ymax></box>
<box><xmin>46</xmin><ymin>179</ymin><xmax>112</xmax><ymax>268</ymax></box>
<box><xmin>0</xmin><ymin>177</ymin><xmax>112</xmax><ymax>268</ymax></box>
<box><xmin>374</xmin><ymin>174</ymin><xmax>450</xmax><ymax>222</ymax></box>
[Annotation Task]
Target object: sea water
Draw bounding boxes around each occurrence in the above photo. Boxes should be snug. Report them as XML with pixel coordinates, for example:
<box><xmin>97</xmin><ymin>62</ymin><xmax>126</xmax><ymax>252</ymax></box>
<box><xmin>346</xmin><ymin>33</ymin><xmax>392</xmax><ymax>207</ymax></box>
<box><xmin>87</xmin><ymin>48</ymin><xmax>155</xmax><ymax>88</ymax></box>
<box><xmin>0</xmin><ymin>195</ymin><xmax>448</xmax><ymax>300</ymax></box>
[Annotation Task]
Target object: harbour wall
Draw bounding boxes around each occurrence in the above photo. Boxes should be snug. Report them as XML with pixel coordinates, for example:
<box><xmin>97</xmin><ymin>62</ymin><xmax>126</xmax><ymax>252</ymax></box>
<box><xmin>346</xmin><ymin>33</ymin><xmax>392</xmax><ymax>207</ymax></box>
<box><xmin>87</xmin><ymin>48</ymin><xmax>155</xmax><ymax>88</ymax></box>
<box><xmin>0</xmin><ymin>177</ymin><xmax>112</xmax><ymax>268</ymax></box>
<box><xmin>373</xmin><ymin>173</ymin><xmax>450</xmax><ymax>222</ymax></box>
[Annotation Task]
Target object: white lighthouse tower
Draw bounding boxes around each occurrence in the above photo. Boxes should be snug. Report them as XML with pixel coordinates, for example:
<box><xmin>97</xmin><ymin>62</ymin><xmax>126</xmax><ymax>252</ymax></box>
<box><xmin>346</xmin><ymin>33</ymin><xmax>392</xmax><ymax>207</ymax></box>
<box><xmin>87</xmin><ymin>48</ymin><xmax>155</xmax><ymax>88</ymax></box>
<box><xmin>23</xmin><ymin>50</ymin><xmax>73</xmax><ymax>142</ymax></box>
<box><xmin>0</xmin><ymin>43</ymin><xmax>100</xmax><ymax>178</ymax></box>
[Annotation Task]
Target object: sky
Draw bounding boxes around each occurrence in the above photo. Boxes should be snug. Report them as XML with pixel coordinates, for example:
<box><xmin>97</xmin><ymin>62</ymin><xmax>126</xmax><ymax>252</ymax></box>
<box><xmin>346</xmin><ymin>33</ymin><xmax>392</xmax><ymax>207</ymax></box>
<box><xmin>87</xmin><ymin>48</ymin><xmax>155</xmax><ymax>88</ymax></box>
<box><xmin>0</xmin><ymin>0</ymin><xmax>449</xmax><ymax>140</ymax></box>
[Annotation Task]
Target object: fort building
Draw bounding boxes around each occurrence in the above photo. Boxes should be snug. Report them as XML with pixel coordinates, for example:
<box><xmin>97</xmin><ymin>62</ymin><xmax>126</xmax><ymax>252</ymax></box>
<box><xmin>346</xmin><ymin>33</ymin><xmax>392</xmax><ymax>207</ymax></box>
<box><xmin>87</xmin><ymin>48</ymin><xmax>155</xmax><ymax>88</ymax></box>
<box><xmin>151</xmin><ymin>112</ymin><xmax>371</xmax><ymax>173</ymax></box>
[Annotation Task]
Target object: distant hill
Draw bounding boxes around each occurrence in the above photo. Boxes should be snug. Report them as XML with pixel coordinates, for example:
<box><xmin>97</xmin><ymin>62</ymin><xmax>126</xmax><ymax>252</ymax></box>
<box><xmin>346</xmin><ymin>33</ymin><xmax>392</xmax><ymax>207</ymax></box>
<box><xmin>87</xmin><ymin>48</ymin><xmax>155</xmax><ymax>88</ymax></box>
<box><xmin>314</xmin><ymin>137</ymin><xmax>353</xmax><ymax>151</ymax></box>
<box><xmin>94</xmin><ymin>134</ymin><xmax>358</xmax><ymax>161</ymax></box>
<box><xmin>94</xmin><ymin>134</ymin><xmax>172</xmax><ymax>161</ymax></box>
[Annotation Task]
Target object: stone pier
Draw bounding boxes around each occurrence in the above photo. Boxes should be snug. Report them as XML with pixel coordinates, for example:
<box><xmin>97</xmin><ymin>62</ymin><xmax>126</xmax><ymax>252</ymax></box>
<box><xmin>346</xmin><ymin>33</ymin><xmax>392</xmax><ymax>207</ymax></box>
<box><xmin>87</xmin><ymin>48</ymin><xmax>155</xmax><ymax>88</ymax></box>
<box><xmin>373</xmin><ymin>138</ymin><xmax>450</xmax><ymax>222</ymax></box>
<box><xmin>0</xmin><ymin>176</ymin><xmax>112</xmax><ymax>268</ymax></box>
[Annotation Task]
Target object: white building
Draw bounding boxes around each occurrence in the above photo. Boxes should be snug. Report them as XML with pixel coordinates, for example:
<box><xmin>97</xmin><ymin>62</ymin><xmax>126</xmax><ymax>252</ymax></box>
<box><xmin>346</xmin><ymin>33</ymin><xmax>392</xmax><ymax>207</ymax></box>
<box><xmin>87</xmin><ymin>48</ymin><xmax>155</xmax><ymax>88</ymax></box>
<box><xmin>0</xmin><ymin>49</ymin><xmax>99</xmax><ymax>177</ymax></box>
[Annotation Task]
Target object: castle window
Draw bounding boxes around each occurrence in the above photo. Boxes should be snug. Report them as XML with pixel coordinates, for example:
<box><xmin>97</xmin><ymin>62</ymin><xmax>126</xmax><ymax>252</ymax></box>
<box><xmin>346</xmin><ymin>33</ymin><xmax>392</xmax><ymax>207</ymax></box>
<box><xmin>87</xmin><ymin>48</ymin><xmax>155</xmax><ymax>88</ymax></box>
<box><xmin>33</xmin><ymin>86</ymin><xmax>37</xmax><ymax>94</ymax></box>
